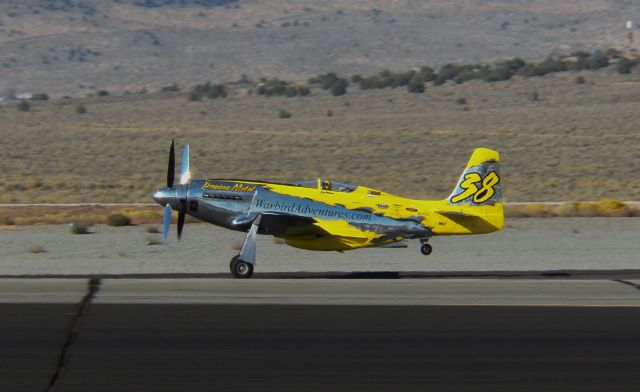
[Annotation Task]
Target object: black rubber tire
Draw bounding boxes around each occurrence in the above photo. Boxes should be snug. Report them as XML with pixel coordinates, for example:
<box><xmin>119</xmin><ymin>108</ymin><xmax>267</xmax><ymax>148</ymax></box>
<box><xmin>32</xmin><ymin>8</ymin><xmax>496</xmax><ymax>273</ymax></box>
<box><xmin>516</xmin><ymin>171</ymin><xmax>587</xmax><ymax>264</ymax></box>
<box><xmin>230</xmin><ymin>255</ymin><xmax>254</xmax><ymax>278</ymax></box>
<box><xmin>229</xmin><ymin>255</ymin><xmax>240</xmax><ymax>271</ymax></box>
<box><xmin>420</xmin><ymin>243</ymin><xmax>433</xmax><ymax>256</ymax></box>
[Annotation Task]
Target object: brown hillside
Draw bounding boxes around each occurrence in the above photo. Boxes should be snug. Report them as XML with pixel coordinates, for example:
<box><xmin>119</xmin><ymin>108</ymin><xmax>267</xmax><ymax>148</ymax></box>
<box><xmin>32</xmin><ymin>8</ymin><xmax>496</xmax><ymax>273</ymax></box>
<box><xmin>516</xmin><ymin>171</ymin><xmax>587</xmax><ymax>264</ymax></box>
<box><xmin>0</xmin><ymin>0</ymin><xmax>639</xmax><ymax>96</ymax></box>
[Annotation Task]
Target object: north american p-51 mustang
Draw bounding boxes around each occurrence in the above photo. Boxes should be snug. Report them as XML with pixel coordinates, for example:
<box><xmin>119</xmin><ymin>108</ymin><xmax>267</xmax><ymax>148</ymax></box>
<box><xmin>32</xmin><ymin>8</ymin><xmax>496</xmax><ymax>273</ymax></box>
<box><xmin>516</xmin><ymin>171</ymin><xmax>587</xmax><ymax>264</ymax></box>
<box><xmin>153</xmin><ymin>141</ymin><xmax>503</xmax><ymax>278</ymax></box>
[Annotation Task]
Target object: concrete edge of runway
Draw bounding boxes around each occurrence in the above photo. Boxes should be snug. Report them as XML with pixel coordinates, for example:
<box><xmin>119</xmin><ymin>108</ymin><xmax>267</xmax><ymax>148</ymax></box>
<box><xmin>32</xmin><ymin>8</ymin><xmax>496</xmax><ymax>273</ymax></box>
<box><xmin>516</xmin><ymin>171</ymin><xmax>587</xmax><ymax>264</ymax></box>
<box><xmin>1</xmin><ymin>269</ymin><xmax>640</xmax><ymax>279</ymax></box>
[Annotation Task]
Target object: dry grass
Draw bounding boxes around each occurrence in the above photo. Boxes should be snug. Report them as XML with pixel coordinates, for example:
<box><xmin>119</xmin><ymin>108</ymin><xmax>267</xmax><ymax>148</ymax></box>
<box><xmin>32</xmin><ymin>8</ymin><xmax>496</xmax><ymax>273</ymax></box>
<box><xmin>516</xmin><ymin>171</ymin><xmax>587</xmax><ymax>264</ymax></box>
<box><xmin>0</xmin><ymin>205</ymin><xmax>160</xmax><ymax>226</ymax></box>
<box><xmin>1</xmin><ymin>67</ymin><xmax>640</xmax><ymax>204</ymax></box>
<box><xmin>505</xmin><ymin>200</ymin><xmax>640</xmax><ymax>218</ymax></box>
<box><xmin>0</xmin><ymin>204</ymin><xmax>200</xmax><ymax>226</ymax></box>
<box><xmin>0</xmin><ymin>216</ymin><xmax>15</xmax><ymax>226</ymax></box>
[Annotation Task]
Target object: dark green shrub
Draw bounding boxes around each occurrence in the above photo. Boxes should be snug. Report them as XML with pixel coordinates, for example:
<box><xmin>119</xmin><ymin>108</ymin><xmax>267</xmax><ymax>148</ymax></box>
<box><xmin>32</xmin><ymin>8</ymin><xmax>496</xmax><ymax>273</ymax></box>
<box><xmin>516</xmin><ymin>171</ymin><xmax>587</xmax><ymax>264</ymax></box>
<box><xmin>617</xmin><ymin>58</ymin><xmax>637</xmax><ymax>74</ymax></box>
<box><xmin>389</xmin><ymin>71</ymin><xmax>415</xmax><ymax>87</ymax></box>
<box><xmin>298</xmin><ymin>86</ymin><xmax>311</xmax><ymax>96</ymax></box>
<box><xmin>69</xmin><ymin>223</ymin><xmax>90</xmax><ymax>234</ymax></box>
<box><xmin>1</xmin><ymin>216</ymin><xmax>15</xmax><ymax>225</ymax></box>
<box><xmin>284</xmin><ymin>86</ymin><xmax>298</xmax><ymax>97</ymax></box>
<box><xmin>584</xmin><ymin>54</ymin><xmax>609</xmax><ymax>70</ymax></box>
<box><xmin>518</xmin><ymin>64</ymin><xmax>546</xmax><ymax>77</ymax></box>
<box><xmin>330</xmin><ymin>79</ymin><xmax>348</xmax><ymax>96</ymax></box>
<box><xmin>278</xmin><ymin>109</ymin><xmax>291</xmax><ymax>118</ymax></box>
<box><xmin>417</xmin><ymin>66</ymin><xmax>436</xmax><ymax>82</ymax></box>
<box><xmin>433</xmin><ymin>75</ymin><xmax>447</xmax><ymax>86</ymax></box>
<box><xmin>500</xmin><ymin>58</ymin><xmax>526</xmax><ymax>72</ymax></box>
<box><xmin>97</xmin><ymin>90</ymin><xmax>109</xmax><ymax>97</ymax></box>
<box><xmin>161</xmin><ymin>84</ymin><xmax>180</xmax><ymax>92</ymax></box>
<box><xmin>456</xmin><ymin>98</ymin><xmax>467</xmax><ymax>105</ymax></box>
<box><xmin>193</xmin><ymin>82</ymin><xmax>210</xmax><ymax>94</ymax></box>
<box><xmin>359</xmin><ymin>76</ymin><xmax>381</xmax><ymax>89</ymax></box>
<box><xmin>309</xmin><ymin>73</ymin><xmax>341</xmax><ymax>90</ymax></box>
<box><xmin>484</xmin><ymin>66</ymin><xmax>513</xmax><ymax>82</ymax></box>
<box><xmin>192</xmin><ymin>82</ymin><xmax>227</xmax><ymax>99</ymax></box>
<box><xmin>256</xmin><ymin>79</ymin><xmax>288</xmax><ymax>96</ymax></box>
<box><xmin>575</xmin><ymin>76</ymin><xmax>586</xmax><ymax>84</ymax></box>
<box><xmin>541</xmin><ymin>58</ymin><xmax>568</xmax><ymax>73</ymax></box>
<box><xmin>17</xmin><ymin>100</ymin><xmax>30</xmax><ymax>112</ymax></box>
<box><xmin>454</xmin><ymin>71</ymin><xmax>478</xmax><ymax>84</ymax></box>
<box><xmin>438</xmin><ymin>63</ymin><xmax>463</xmax><ymax>81</ymax></box>
<box><xmin>407</xmin><ymin>77</ymin><xmax>425</xmax><ymax>93</ymax></box>
<box><xmin>321</xmin><ymin>76</ymin><xmax>338</xmax><ymax>90</ymax></box>
<box><xmin>206</xmin><ymin>84</ymin><xmax>227</xmax><ymax>99</ymax></box>
<box><xmin>519</xmin><ymin>58</ymin><xmax>567</xmax><ymax>77</ymax></box>
<box><xmin>75</xmin><ymin>104</ymin><xmax>87</xmax><ymax>114</ymax></box>
<box><xmin>107</xmin><ymin>213</ymin><xmax>131</xmax><ymax>227</ymax></box>
<box><xmin>31</xmin><ymin>93</ymin><xmax>49</xmax><ymax>101</ymax></box>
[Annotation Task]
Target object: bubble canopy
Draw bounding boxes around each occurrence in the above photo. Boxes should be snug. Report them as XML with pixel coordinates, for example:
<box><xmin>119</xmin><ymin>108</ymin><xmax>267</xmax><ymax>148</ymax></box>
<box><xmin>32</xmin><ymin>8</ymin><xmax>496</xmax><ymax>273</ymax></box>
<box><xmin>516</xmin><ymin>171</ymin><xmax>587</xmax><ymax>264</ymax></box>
<box><xmin>292</xmin><ymin>179</ymin><xmax>357</xmax><ymax>193</ymax></box>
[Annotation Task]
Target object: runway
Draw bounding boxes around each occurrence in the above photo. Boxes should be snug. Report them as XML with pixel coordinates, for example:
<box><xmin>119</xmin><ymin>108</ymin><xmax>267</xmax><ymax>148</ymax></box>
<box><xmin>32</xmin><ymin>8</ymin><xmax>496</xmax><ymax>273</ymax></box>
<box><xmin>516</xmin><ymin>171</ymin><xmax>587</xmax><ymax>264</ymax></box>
<box><xmin>2</xmin><ymin>278</ymin><xmax>640</xmax><ymax>392</ymax></box>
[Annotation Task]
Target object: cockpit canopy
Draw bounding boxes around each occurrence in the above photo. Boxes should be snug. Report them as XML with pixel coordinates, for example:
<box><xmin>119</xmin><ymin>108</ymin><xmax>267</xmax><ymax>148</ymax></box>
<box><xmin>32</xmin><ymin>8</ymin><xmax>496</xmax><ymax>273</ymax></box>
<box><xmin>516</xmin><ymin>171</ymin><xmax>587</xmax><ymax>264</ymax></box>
<box><xmin>292</xmin><ymin>179</ymin><xmax>357</xmax><ymax>193</ymax></box>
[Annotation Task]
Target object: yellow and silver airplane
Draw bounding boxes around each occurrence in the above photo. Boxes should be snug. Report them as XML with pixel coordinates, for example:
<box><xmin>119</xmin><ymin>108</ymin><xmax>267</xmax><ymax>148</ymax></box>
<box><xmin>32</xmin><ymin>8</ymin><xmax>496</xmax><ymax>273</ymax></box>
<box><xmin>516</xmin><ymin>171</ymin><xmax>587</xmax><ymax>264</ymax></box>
<box><xmin>153</xmin><ymin>141</ymin><xmax>503</xmax><ymax>278</ymax></box>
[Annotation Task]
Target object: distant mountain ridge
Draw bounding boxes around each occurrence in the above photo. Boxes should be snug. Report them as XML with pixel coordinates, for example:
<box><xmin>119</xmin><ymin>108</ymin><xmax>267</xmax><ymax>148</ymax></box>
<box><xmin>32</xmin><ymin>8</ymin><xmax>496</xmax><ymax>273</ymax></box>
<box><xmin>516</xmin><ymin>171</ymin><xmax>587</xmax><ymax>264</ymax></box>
<box><xmin>0</xmin><ymin>0</ymin><xmax>638</xmax><ymax>96</ymax></box>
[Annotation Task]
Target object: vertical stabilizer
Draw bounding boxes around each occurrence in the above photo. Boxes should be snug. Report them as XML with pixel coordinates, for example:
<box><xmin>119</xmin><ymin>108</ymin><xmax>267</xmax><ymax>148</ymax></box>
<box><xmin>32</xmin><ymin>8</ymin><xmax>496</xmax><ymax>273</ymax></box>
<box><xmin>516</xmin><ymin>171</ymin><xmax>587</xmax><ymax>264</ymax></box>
<box><xmin>447</xmin><ymin>148</ymin><xmax>501</xmax><ymax>206</ymax></box>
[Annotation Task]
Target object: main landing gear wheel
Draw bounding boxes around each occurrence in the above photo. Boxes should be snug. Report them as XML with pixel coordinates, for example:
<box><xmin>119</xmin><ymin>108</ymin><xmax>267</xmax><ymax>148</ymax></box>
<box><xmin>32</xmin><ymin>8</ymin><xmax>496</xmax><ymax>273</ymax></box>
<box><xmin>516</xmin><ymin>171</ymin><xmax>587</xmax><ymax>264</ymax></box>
<box><xmin>230</xmin><ymin>255</ymin><xmax>254</xmax><ymax>279</ymax></box>
<box><xmin>420</xmin><ymin>243</ymin><xmax>433</xmax><ymax>256</ymax></box>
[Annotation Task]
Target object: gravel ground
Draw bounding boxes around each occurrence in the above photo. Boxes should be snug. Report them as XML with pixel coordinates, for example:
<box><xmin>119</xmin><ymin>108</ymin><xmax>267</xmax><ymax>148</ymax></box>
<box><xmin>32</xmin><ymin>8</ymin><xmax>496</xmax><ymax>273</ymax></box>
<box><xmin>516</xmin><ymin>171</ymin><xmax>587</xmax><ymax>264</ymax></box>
<box><xmin>1</xmin><ymin>218</ymin><xmax>639</xmax><ymax>276</ymax></box>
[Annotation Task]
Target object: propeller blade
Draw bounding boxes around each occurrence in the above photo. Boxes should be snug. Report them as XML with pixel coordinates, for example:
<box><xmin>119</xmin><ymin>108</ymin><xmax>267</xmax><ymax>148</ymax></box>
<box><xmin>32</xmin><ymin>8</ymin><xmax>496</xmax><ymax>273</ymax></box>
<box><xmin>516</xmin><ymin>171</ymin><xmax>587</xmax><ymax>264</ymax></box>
<box><xmin>177</xmin><ymin>200</ymin><xmax>186</xmax><ymax>240</ymax></box>
<box><xmin>162</xmin><ymin>204</ymin><xmax>172</xmax><ymax>243</ymax></box>
<box><xmin>180</xmin><ymin>144</ymin><xmax>190</xmax><ymax>185</ymax></box>
<box><xmin>167</xmin><ymin>139</ymin><xmax>175</xmax><ymax>188</ymax></box>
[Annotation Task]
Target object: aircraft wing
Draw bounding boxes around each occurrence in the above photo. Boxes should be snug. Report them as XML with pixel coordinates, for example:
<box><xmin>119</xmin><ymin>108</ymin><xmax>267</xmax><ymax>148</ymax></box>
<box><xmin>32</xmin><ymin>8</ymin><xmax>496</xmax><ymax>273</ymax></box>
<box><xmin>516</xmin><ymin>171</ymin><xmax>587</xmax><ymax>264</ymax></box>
<box><xmin>435</xmin><ymin>210</ymin><xmax>475</xmax><ymax>217</ymax></box>
<box><xmin>258</xmin><ymin>213</ymin><xmax>373</xmax><ymax>239</ymax></box>
<box><xmin>258</xmin><ymin>213</ymin><xmax>324</xmax><ymax>236</ymax></box>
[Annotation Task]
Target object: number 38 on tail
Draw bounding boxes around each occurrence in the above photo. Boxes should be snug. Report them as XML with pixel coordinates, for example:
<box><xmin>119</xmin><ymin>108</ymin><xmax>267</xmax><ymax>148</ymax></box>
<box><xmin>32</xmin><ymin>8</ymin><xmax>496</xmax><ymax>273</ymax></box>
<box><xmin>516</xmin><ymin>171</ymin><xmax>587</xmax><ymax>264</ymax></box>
<box><xmin>153</xmin><ymin>142</ymin><xmax>504</xmax><ymax>278</ymax></box>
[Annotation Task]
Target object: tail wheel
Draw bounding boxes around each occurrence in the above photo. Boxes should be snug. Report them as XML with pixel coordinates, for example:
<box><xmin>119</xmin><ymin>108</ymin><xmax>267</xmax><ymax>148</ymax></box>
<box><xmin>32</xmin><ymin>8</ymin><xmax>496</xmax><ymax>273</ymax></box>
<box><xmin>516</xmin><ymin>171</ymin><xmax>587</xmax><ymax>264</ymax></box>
<box><xmin>420</xmin><ymin>243</ymin><xmax>433</xmax><ymax>256</ymax></box>
<box><xmin>230</xmin><ymin>255</ymin><xmax>254</xmax><ymax>278</ymax></box>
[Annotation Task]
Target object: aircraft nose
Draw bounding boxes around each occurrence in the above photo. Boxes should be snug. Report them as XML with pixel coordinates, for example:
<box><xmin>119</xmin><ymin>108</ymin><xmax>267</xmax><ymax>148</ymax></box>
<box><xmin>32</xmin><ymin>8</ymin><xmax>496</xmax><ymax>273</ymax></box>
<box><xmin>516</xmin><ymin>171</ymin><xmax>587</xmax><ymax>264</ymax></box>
<box><xmin>153</xmin><ymin>187</ymin><xmax>177</xmax><ymax>208</ymax></box>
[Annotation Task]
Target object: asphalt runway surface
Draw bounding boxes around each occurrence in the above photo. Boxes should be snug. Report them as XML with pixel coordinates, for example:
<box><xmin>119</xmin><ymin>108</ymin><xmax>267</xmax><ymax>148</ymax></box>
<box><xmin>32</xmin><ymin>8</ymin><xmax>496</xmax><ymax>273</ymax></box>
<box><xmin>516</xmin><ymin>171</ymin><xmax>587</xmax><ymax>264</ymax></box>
<box><xmin>3</xmin><ymin>278</ymin><xmax>640</xmax><ymax>392</ymax></box>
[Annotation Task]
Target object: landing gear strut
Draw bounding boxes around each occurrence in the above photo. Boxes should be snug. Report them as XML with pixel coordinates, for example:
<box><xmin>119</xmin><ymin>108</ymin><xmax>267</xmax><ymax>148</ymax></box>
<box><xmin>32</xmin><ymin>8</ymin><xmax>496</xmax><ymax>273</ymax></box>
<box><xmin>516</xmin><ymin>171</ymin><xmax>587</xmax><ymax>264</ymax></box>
<box><xmin>420</xmin><ymin>239</ymin><xmax>433</xmax><ymax>256</ymax></box>
<box><xmin>229</xmin><ymin>215</ymin><xmax>261</xmax><ymax>279</ymax></box>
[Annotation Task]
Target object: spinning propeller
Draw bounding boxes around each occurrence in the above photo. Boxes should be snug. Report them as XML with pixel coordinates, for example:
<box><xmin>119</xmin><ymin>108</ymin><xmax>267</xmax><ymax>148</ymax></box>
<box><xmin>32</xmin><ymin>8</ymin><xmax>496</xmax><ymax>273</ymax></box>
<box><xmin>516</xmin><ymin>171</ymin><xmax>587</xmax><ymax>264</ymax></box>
<box><xmin>153</xmin><ymin>139</ymin><xmax>190</xmax><ymax>243</ymax></box>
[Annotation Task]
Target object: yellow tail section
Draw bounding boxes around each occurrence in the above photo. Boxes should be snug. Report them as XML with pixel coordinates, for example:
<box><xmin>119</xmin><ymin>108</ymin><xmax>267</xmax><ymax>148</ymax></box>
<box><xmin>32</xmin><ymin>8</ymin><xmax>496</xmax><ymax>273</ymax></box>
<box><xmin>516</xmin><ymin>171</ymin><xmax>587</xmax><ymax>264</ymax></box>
<box><xmin>433</xmin><ymin>148</ymin><xmax>504</xmax><ymax>235</ymax></box>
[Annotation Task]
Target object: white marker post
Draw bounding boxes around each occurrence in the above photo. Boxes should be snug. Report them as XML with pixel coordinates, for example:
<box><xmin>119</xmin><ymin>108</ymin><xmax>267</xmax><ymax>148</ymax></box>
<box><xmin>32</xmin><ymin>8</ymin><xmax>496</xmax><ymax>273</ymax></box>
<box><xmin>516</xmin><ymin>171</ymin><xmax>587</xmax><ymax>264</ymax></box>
<box><xmin>626</xmin><ymin>21</ymin><xmax>634</xmax><ymax>46</ymax></box>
